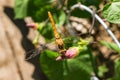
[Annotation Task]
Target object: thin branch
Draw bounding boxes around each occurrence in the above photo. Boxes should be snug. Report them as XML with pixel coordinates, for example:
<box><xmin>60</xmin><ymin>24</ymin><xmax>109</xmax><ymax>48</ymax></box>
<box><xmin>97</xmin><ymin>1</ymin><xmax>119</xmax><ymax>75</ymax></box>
<box><xmin>89</xmin><ymin>6</ymin><xmax>96</xmax><ymax>34</ymax></box>
<box><xmin>71</xmin><ymin>3</ymin><xmax>120</xmax><ymax>48</ymax></box>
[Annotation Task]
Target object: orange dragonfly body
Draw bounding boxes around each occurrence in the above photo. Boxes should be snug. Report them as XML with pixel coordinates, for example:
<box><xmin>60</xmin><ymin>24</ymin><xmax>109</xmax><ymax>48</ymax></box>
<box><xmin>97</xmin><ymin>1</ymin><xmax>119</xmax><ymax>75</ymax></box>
<box><xmin>48</xmin><ymin>11</ymin><xmax>66</xmax><ymax>56</ymax></box>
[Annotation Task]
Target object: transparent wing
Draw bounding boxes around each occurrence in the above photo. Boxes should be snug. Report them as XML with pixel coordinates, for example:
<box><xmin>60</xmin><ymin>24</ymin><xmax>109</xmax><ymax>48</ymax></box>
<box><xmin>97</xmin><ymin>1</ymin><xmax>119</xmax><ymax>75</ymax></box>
<box><xmin>25</xmin><ymin>44</ymin><xmax>48</xmax><ymax>60</ymax></box>
<box><xmin>25</xmin><ymin>47</ymin><xmax>42</xmax><ymax>60</ymax></box>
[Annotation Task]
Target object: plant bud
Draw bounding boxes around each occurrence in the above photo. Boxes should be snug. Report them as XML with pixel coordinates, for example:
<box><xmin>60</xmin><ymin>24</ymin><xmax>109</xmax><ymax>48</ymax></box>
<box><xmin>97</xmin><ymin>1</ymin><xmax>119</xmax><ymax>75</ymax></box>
<box><xmin>65</xmin><ymin>47</ymin><xmax>79</xmax><ymax>58</ymax></box>
<box><xmin>26</xmin><ymin>22</ymin><xmax>37</xmax><ymax>29</ymax></box>
<box><xmin>56</xmin><ymin>56</ymin><xmax>62</xmax><ymax>61</ymax></box>
<box><xmin>56</xmin><ymin>47</ymin><xmax>80</xmax><ymax>60</ymax></box>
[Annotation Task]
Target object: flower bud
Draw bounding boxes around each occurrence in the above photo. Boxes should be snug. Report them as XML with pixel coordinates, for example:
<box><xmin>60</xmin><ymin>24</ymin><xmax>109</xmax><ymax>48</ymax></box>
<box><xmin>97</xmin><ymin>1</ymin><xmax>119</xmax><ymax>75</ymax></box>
<box><xmin>65</xmin><ymin>47</ymin><xmax>79</xmax><ymax>59</ymax></box>
<box><xmin>26</xmin><ymin>22</ymin><xmax>37</xmax><ymax>29</ymax></box>
<box><xmin>56</xmin><ymin>47</ymin><xmax>80</xmax><ymax>60</ymax></box>
<box><xmin>56</xmin><ymin>56</ymin><xmax>62</xmax><ymax>61</ymax></box>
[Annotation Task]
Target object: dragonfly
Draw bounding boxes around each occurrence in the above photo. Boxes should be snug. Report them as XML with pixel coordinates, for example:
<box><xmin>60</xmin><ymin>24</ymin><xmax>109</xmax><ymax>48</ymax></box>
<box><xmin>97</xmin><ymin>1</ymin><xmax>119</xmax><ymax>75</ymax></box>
<box><xmin>26</xmin><ymin>11</ymin><xmax>67</xmax><ymax>60</ymax></box>
<box><xmin>48</xmin><ymin>11</ymin><xmax>66</xmax><ymax>57</ymax></box>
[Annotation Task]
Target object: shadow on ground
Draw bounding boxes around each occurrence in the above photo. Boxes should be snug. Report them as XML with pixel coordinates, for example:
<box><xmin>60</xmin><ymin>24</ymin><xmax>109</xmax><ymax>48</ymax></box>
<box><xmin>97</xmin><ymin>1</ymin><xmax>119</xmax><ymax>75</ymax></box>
<box><xmin>4</xmin><ymin>7</ymin><xmax>48</xmax><ymax>80</ymax></box>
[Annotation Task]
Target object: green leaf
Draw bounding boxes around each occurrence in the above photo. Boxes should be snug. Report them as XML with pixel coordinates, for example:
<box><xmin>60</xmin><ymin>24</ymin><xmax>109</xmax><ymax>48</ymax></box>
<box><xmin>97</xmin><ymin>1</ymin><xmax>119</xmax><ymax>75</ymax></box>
<box><xmin>52</xmin><ymin>10</ymin><xmax>66</xmax><ymax>27</ymax></box>
<box><xmin>40</xmin><ymin>50</ymin><xmax>64</xmax><ymax>80</ymax></box>
<box><xmin>98</xmin><ymin>64</ymin><xmax>108</xmax><ymax>77</ymax></box>
<box><xmin>100</xmin><ymin>41</ymin><xmax>120</xmax><ymax>53</ymax></box>
<box><xmin>14</xmin><ymin>0</ymin><xmax>29</xmax><ymax>18</ymax></box>
<box><xmin>58</xmin><ymin>11</ymin><xmax>66</xmax><ymax>27</ymax></box>
<box><xmin>40</xmin><ymin>48</ymin><xmax>93</xmax><ymax>80</ymax></box>
<box><xmin>102</xmin><ymin>2</ymin><xmax>120</xmax><ymax>23</ymax></box>
<box><xmin>64</xmin><ymin>51</ymin><xmax>93</xmax><ymax>80</ymax></box>
<box><xmin>113</xmin><ymin>60</ymin><xmax>120</xmax><ymax>80</ymax></box>
<box><xmin>111</xmin><ymin>0</ymin><xmax>120</xmax><ymax>2</ymax></box>
<box><xmin>27</xmin><ymin>0</ymin><xmax>56</xmax><ymax>22</ymax></box>
<box><xmin>64</xmin><ymin>36</ymin><xmax>79</xmax><ymax>49</ymax></box>
<box><xmin>44</xmin><ymin>50</ymin><xmax>60</xmax><ymax>60</ymax></box>
<box><xmin>40</xmin><ymin>22</ymin><xmax>54</xmax><ymax>41</ymax></box>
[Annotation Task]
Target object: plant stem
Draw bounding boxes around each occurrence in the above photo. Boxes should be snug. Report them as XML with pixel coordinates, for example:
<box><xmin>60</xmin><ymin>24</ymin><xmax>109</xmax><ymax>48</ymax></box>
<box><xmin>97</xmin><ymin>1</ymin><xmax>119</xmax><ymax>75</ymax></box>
<box><xmin>87</xmin><ymin>45</ymin><xmax>99</xmax><ymax>78</ymax></box>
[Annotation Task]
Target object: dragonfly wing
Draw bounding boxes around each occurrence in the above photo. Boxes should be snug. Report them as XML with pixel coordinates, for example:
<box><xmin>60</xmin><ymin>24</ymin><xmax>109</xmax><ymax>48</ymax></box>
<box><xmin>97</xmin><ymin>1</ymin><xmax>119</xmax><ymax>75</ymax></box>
<box><xmin>25</xmin><ymin>47</ymin><xmax>43</xmax><ymax>60</ymax></box>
